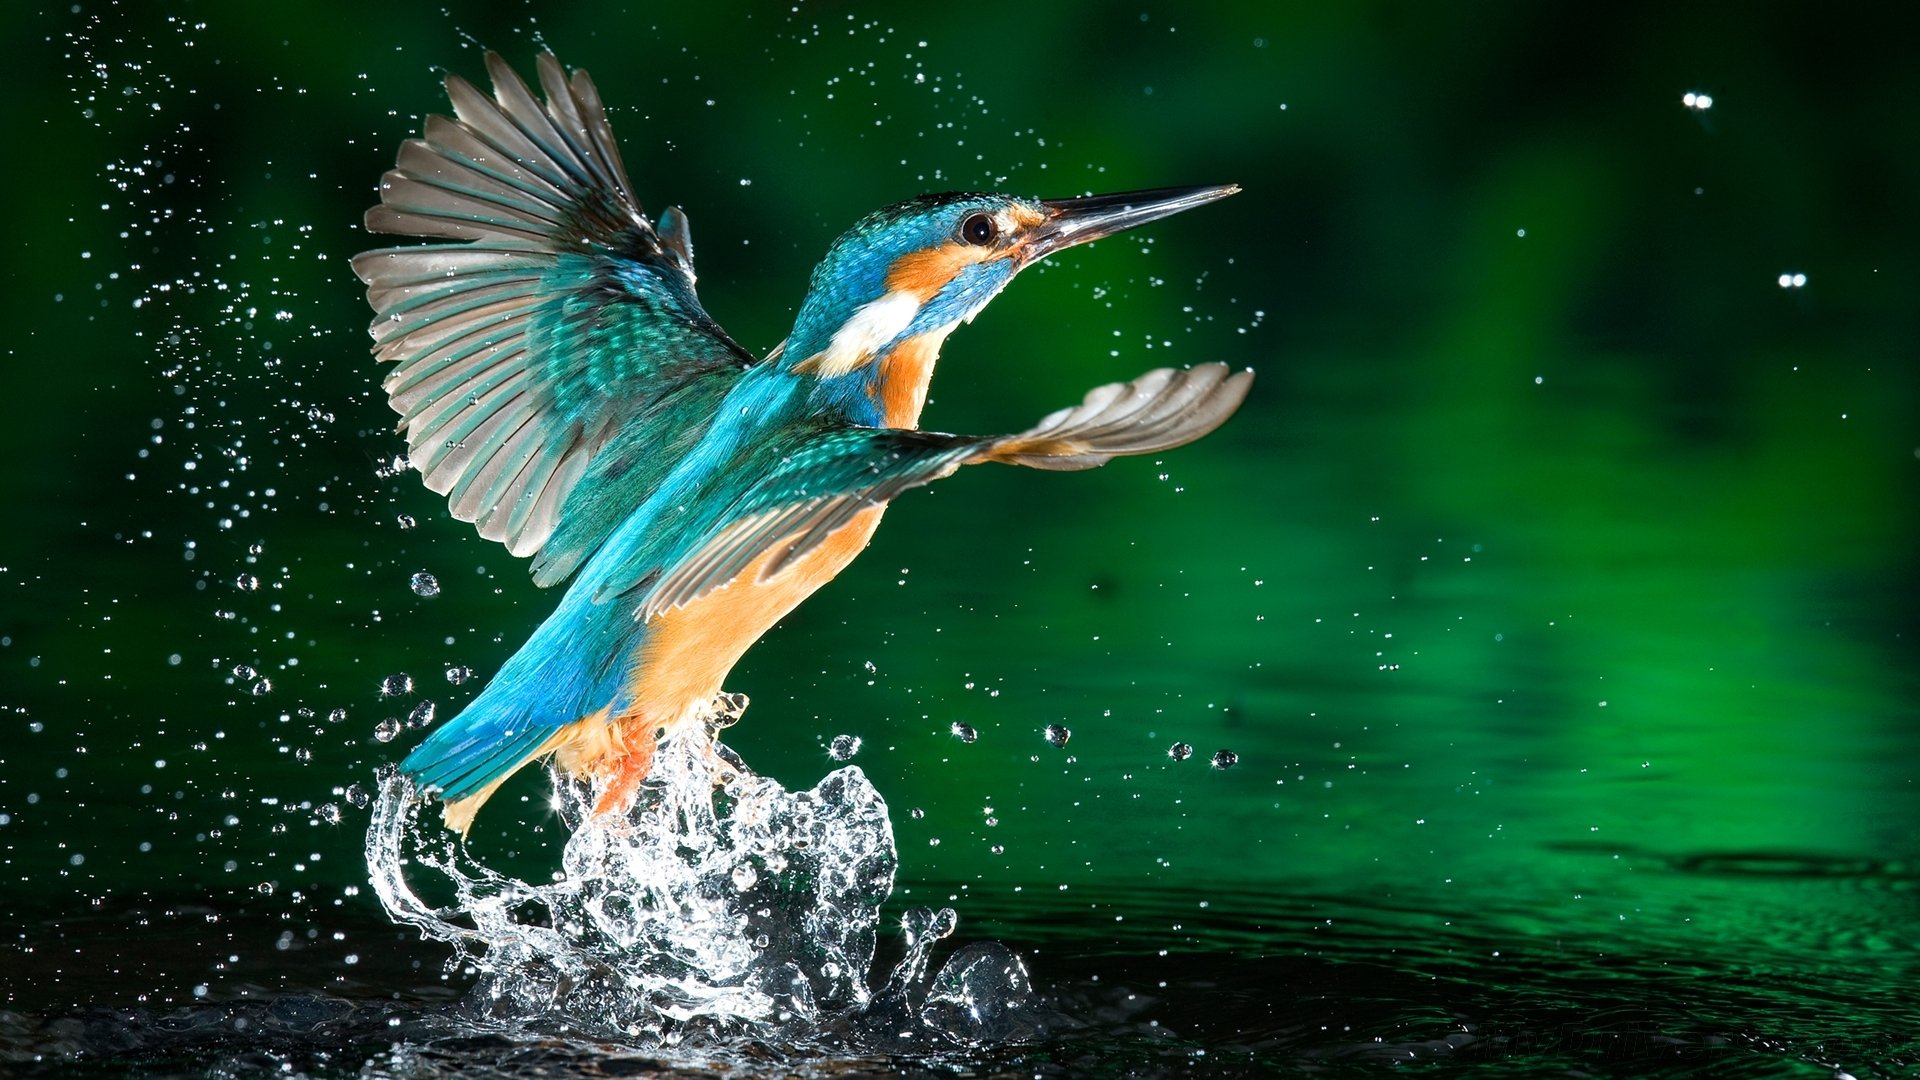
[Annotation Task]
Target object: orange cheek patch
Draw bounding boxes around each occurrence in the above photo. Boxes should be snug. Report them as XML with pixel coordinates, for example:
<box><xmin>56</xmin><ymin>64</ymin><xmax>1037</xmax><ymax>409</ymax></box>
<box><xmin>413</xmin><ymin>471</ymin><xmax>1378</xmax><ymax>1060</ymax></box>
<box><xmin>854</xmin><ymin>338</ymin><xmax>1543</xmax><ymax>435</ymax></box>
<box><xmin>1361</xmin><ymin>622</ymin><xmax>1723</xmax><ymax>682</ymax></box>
<box><xmin>884</xmin><ymin>242</ymin><xmax>993</xmax><ymax>300</ymax></box>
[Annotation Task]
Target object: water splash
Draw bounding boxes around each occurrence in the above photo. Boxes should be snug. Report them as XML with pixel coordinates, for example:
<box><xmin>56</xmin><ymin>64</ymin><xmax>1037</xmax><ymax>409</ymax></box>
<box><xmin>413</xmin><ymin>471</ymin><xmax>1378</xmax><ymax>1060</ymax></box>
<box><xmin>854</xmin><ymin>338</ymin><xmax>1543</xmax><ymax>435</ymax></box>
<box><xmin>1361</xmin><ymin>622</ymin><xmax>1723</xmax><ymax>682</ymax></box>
<box><xmin>365</xmin><ymin>703</ymin><xmax>1043</xmax><ymax>1052</ymax></box>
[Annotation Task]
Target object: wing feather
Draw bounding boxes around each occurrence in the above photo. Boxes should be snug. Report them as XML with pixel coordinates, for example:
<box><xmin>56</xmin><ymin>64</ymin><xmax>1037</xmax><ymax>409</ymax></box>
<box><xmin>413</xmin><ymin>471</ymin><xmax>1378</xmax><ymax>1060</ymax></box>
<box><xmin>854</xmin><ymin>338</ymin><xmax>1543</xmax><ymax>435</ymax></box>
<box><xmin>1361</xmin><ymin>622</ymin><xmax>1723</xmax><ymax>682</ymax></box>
<box><xmin>355</xmin><ymin>53</ymin><xmax>751</xmax><ymax>574</ymax></box>
<box><xmin>629</xmin><ymin>364</ymin><xmax>1253</xmax><ymax>620</ymax></box>
<box><xmin>448</xmin><ymin>406</ymin><xmax>544</xmax><ymax>520</ymax></box>
<box><xmin>418</xmin><ymin>380</ymin><xmax>535</xmax><ymax>487</ymax></box>
<box><xmin>986</xmin><ymin>363</ymin><xmax>1253</xmax><ymax>470</ymax></box>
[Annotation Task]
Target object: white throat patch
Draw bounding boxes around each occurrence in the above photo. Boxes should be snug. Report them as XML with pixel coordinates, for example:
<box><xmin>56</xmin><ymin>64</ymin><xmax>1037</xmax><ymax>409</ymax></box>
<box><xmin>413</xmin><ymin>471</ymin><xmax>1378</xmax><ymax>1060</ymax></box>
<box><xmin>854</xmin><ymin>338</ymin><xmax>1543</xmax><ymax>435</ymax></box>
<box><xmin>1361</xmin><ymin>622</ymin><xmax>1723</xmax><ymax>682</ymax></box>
<box><xmin>804</xmin><ymin>289</ymin><xmax>922</xmax><ymax>378</ymax></box>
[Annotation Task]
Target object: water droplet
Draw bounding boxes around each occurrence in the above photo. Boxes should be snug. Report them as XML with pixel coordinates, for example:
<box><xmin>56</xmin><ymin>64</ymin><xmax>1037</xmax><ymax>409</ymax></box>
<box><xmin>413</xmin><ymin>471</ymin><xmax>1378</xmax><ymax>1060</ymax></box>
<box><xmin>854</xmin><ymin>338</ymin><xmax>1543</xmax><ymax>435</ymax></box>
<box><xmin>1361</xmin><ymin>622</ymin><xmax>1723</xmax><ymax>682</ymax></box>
<box><xmin>250</xmin><ymin>678</ymin><xmax>272</xmax><ymax>696</ymax></box>
<box><xmin>1210</xmin><ymin>749</ymin><xmax>1239</xmax><ymax>770</ymax></box>
<box><xmin>373</xmin><ymin>717</ymin><xmax>402</xmax><ymax>743</ymax></box>
<box><xmin>731</xmin><ymin>864</ymin><xmax>758</xmax><ymax>891</ymax></box>
<box><xmin>293</xmin><ymin>747</ymin><xmax>312</xmax><ymax>763</ymax></box>
<box><xmin>827</xmin><ymin>734</ymin><xmax>862</xmax><ymax>761</ymax></box>
<box><xmin>318</xmin><ymin>803</ymin><xmax>341</xmax><ymax>824</ymax></box>
<box><xmin>380</xmin><ymin>673</ymin><xmax>413</xmax><ymax>697</ymax></box>
<box><xmin>344</xmin><ymin>782</ymin><xmax>370</xmax><ymax>809</ymax></box>
<box><xmin>396</xmin><ymin>513</ymin><xmax>416</xmax><ymax>529</ymax></box>
<box><xmin>409</xmin><ymin>571</ymin><xmax>440</xmax><ymax>598</ymax></box>
<box><xmin>1043</xmin><ymin>724</ymin><xmax>1071</xmax><ymax>748</ymax></box>
<box><xmin>1168</xmin><ymin>741</ymin><xmax>1194</xmax><ymax>761</ymax></box>
<box><xmin>920</xmin><ymin>940</ymin><xmax>1033</xmax><ymax>1044</ymax></box>
<box><xmin>950</xmin><ymin>722</ymin><xmax>977</xmax><ymax>744</ymax></box>
<box><xmin>235</xmin><ymin>573</ymin><xmax>259</xmax><ymax>592</ymax></box>
<box><xmin>406</xmin><ymin>701</ymin><xmax>436</xmax><ymax>729</ymax></box>
<box><xmin>445</xmin><ymin>664</ymin><xmax>473</xmax><ymax>685</ymax></box>
<box><xmin>231</xmin><ymin>663</ymin><xmax>256</xmax><ymax>680</ymax></box>
<box><xmin>910</xmin><ymin>807</ymin><xmax>926</xmax><ymax>820</ymax></box>
<box><xmin>929</xmin><ymin>907</ymin><xmax>958</xmax><ymax>938</ymax></box>
<box><xmin>327</xmin><ymin>707</ymin><xmax>348</xmax><ymax>724</ymax></box>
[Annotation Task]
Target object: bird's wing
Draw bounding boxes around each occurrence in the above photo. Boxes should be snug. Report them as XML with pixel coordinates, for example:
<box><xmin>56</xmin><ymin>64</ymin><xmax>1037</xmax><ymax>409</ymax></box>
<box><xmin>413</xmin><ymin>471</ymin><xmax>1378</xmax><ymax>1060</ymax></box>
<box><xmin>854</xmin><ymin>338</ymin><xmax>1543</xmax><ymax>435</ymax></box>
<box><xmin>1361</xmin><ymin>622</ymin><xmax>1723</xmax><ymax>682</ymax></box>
<box><xmin>631</xmin><ymin>363</ymin><xmax>1254</xmax><ymax>620</ymax></box>
<box><xmin>351</xmin><ymin>52</ymin><xmax>753</xmax><ymax>584</ymax></box>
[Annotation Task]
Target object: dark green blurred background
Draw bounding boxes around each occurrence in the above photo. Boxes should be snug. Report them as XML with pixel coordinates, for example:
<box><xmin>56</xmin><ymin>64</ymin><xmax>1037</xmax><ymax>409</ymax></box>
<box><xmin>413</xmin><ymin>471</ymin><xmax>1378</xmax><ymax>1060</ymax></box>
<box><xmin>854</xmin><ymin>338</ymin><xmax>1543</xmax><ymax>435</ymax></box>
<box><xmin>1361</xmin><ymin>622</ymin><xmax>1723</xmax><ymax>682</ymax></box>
<box><xmin>2</xmin><ymin>0</ymin><xmax>1916</xmax><ymax>1043</ymax></box>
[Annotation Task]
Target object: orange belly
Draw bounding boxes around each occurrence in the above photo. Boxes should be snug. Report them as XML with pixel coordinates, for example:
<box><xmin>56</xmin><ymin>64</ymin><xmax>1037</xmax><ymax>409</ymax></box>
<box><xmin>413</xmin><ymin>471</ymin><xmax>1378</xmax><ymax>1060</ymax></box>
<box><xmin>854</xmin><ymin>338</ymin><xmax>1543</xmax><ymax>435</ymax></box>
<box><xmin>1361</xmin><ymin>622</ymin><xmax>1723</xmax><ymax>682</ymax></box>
<box><xmin>547</xmin><ymin>504</ymin><xmax>888</xmax><ymax>783</ymax></box>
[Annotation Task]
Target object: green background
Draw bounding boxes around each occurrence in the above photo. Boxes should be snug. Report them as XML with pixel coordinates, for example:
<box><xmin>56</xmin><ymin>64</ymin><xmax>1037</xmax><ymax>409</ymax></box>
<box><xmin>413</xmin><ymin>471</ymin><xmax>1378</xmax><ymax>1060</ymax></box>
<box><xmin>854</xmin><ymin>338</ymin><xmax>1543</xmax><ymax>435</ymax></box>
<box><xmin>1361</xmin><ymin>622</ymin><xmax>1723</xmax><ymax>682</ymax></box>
<box><xmin>2</xmin><ymin>0</ymin><xmax>1916</xmax><ymax>1067</ymax></box>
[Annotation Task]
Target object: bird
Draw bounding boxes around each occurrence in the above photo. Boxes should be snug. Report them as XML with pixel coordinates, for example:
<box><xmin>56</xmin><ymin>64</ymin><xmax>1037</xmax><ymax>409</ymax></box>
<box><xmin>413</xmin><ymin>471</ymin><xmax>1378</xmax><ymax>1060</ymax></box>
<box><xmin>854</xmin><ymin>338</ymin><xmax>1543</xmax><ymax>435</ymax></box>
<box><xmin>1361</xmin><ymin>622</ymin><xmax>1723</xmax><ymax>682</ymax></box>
<box><xmin>353</xmin><ymin>53</ymin><xmax>1252</xmax><ymax>834</ymax></box>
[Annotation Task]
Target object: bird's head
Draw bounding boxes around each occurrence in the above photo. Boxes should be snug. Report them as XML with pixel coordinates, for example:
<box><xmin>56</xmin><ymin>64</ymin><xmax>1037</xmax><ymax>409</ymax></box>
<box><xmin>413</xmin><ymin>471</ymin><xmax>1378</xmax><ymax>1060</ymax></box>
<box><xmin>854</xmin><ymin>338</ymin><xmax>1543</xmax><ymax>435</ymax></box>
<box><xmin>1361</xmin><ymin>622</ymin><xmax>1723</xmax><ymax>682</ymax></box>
<box><xmin>783</xmin><ymin>184</ymin><xmax>1238</xmax><ymax>380</ymax></box>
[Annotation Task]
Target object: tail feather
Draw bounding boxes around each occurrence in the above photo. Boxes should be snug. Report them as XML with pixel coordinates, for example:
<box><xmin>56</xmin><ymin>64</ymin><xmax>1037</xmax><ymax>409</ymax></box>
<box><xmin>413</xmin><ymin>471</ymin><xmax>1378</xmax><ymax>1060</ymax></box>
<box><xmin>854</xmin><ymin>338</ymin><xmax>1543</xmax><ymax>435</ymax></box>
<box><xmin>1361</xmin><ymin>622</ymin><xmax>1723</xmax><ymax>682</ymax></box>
<box><xmin>400</xmin><ymin>710</ymin><xmax>553</xmax><ymax>804</ymax></box>
<box><xmin>439</xmin><ymin>775</ymin><xmax>518</xmax><ymax>837</ymax></box>
<box><xmin>397</xmin><ymin>582</ymin><xmax>629</xmax><ymax>832</ymax></box>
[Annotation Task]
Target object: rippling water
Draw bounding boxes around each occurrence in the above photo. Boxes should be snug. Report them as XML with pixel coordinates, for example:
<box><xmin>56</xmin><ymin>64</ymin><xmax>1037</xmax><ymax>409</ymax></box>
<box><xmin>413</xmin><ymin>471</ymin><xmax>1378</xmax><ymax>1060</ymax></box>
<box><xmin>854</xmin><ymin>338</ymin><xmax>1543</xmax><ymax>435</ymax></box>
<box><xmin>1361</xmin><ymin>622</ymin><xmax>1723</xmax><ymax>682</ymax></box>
<box><xmin>8</xmin><ymin>859</ymin><xmax>1916</xmax><ymax>1076</ymax></box>
<box><xmin>9</xmin><ymin>714</ymin><xmax>1919</xmax><ymax>1074</ymax></box>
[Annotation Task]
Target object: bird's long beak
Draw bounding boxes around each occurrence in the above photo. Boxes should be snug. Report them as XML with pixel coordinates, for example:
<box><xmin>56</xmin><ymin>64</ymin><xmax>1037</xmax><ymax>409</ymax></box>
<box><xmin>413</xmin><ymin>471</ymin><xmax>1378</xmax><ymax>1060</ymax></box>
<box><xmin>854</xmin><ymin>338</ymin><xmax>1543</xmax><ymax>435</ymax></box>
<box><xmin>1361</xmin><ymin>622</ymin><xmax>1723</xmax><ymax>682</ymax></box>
<box><xmin>1022</xmin><ymin>184</ymin><xmax>1239</xmax><ymax>265</ymax></box>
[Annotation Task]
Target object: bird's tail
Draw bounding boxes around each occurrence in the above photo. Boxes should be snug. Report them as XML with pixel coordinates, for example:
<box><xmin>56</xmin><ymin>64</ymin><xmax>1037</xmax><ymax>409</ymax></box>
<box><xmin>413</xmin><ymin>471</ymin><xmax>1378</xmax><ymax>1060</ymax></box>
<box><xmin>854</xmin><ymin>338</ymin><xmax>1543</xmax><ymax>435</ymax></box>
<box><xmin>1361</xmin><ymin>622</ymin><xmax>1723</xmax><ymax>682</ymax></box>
<box><xmin>399</xmin><ymin>586</ymin><xmax>626</xmax><ymax>834</ymax></box>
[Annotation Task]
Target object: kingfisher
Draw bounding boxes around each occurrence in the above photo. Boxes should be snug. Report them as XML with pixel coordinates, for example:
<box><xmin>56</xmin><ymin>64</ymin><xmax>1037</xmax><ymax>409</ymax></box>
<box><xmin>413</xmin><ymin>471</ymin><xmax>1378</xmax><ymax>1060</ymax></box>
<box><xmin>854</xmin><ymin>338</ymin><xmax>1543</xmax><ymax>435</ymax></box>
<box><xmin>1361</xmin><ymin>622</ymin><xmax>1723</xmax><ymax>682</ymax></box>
<box><xmin>354</xmin><ymin>53</ymin><xmax>1252</xmax><ymax>834</ymax></box>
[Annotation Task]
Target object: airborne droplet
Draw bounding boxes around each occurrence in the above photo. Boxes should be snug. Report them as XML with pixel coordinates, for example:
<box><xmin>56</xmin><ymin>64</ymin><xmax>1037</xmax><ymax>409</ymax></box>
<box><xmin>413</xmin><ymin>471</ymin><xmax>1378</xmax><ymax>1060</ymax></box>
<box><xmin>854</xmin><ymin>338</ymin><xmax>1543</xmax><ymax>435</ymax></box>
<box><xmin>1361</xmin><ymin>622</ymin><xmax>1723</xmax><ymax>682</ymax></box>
<box><xmin>950</xmin><ymin>721</ymin><xmax>978</xmax><ymax>744</ymax></box>
<box><xmin>1043</xmin><ymin>724</ymin><xmax>1071</xmax><ymax>748</ymax></box>
<box><xmin>406</xmin><ymin>701</ymin><xmax>436</xmax><ymax>729</ymax></box>
<box><xmin>373</xmin><ymin>717</ymin><xmax>402</xmax><ymax>743</ymax></box>
<box><xmin>1210</xmin><ymin>749</ymin><xmax>1239</xmax><ymax>770</ymax></box>
<box><xmin>409</xmin><ymin>571</ymin><xmax>440</xmax><ymax>598</ymax></box>
<box><xmin>380</xmin><ymin>673</ymin><xmax>413</xmax><ymax>697</ymax></box>
<box><xmin>827</xmin><ymin>734</ymin><xmax>862</xmax><ymax>761</ymax></box>
<box><xmin>1168</xmin><ymin>741</ymin><xmax>1194</xmax><ymax>761</ymax></box>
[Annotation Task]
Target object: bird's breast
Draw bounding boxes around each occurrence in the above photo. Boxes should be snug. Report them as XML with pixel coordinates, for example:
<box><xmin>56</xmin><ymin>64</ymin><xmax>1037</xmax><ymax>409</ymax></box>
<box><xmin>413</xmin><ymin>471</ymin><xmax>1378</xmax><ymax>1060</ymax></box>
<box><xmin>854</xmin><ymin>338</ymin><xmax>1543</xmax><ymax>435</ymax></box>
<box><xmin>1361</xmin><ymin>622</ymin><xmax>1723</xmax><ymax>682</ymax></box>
<box><xmin>872</xmin><ymin>327</ymin><xmax>955</xmax><ymax>428</ymax></box>
<box><xmin>619</xmin><ymin>504</ymin><xmax>889</xmax><ymax>730</ymax></box>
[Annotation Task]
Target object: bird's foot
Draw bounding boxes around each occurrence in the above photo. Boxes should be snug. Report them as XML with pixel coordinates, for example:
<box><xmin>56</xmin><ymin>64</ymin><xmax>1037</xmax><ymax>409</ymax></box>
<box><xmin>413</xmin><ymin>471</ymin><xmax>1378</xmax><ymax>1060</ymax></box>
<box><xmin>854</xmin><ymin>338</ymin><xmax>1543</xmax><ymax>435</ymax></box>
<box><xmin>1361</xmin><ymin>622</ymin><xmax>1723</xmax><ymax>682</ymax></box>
<box><xmin>592</xmin><ymin>736</ymin><xmax>659</xmax><ymax>817</ymax></box>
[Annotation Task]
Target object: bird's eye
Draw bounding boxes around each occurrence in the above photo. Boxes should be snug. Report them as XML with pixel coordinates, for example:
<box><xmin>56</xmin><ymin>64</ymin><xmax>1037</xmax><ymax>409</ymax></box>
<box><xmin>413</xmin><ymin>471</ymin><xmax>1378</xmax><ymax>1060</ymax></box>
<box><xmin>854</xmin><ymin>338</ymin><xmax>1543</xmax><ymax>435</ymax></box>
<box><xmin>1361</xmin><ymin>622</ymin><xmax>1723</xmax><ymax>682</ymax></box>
<box><xmin>960</xmin><ymin>212</ymin><xmax>998</xmax><ymax>246</ymax></box>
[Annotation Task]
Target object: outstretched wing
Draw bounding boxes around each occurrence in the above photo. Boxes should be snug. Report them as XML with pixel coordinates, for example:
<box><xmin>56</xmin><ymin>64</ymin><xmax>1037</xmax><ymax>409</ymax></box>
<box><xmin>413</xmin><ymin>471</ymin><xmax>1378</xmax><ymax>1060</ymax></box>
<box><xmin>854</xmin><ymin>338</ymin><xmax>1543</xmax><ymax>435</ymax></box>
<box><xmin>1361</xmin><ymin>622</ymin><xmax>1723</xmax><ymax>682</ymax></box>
<box><xmin>634</xmin><ymin>363</ymin><xmax>1254</xmax><ymax>620</ymax></box>
<box><xmin>351</xmin><ymin>52</ymin><xmax>753</xmax><ymax>583</ymax></box>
